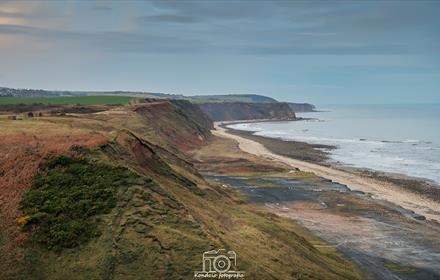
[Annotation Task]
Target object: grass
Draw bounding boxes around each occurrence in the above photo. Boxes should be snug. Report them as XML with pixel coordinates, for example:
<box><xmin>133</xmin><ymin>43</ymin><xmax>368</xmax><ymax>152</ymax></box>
<box><xmin>0</xmin><ymin>96</ymin><xmax>132</xmax><ymax>105</ymax></box>
<box><xmin>21</xmin><ymin>151</ymin><xmax>213</xmax><ymax>279</ymax></box>
<box><xmin>384</xmin><ymin>261</ymin><xmax>417</xmax><ymax>274</ymax></box>
<box><xmin>20</xmin><ymin>155</ymin><xmax>141</xmax><ymax>251</ymax></box>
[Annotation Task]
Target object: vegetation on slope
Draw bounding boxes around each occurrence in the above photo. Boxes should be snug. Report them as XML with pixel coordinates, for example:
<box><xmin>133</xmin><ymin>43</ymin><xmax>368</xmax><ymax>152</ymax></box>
<box><xmin>20</xmin><ymin>155</ymin><xmax>141</xmax><ymax>251</ymax></box>
<box><xmin>19</xmin><ymin>141</ymin><xmax>214</xmax><ymax>280</ymax></box>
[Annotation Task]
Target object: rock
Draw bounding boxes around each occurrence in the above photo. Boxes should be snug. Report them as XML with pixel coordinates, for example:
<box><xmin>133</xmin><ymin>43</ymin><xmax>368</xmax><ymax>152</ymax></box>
<box><xmin>413</xmin><ymin>215</ymin><xmax>426</xmax><ymax>221</ymax></box>
<box><xmin>352</xmin><ymin>190</ymin><xmax>365</xmax><ymax>195</ymax></box>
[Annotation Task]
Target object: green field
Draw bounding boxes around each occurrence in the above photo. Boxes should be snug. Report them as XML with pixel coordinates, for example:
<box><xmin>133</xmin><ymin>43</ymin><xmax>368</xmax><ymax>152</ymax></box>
<box><xmin>0</xmin><ymin>96</ymin><xmax>133</xmax><ymax>105</ymax></box>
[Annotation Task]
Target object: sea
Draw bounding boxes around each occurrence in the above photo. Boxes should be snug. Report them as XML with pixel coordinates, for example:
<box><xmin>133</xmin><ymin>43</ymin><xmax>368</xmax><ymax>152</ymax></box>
<box><xmin>227</xmin><ymin>104</ymin><xmax>440</xmax><ymax>185</ymax></box>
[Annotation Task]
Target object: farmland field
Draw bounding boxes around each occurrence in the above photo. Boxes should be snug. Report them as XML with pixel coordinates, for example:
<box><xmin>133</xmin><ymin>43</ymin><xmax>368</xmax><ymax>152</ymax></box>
<box><xmin>0</xmin><ymin>96</ymin><xmax>133</xmax><ymax>105</ymax></box>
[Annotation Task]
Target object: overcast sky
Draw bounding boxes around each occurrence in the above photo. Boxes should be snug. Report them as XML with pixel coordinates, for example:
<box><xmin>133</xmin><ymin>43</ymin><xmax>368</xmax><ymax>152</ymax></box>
<box><xmin>0</xmin><ymin>0</ymin><xmax>439</xmax><ymax>104</ymax></box>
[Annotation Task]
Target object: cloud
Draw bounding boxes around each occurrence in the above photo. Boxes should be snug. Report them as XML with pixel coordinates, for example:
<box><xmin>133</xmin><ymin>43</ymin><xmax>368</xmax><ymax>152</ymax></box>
<box><xmin>0</xmin><ymin>23</ymin><xmax>203</xmax><ymax>53</ymax></box>
<box><xmin>146</xmin><ymin>0</ymin><xmax>274</xmax><ymax>21</ymax></box>
<box><xmin>0</xmin><ymin>10</ymin><xmax>24</xmax><ymax>18</ymax></box>
<box><xmin>136</xmin><ymin>14</ymin><xmax>199</xmax><ymax>23</ymax></box>
<box><xmin>130</xmin><ymin>0</ymin><xmax>440</xmax><ymax>55</ymax></box>
<box><xmin>0</xmin><ymin>24</ymin><xmax>37</xmax><ymax>34</ymax></box>
<box><xmin>1</xmin><ymin>0</ymin><xmax>440</xmax><ymax>56</ymax></box>
<box><xmin>242</xmin><ymin>43</ymin><xmax>411</xmax><ymax>55</ymax></box>
<box><xmin>0</xmin><ymin>22</ymin><xmax>425</xmax><ymax>56</ymax></box>
<box><xmin>94</xmin><ymin>5</ymin><xmax>112</xmax><ymax>12</ymax></box>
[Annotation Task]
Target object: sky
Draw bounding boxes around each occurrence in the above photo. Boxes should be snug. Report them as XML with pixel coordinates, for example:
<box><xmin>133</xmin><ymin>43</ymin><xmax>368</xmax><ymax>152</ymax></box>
<box><xmin>0</xmin><ymin>0</ymin><xmax>439</xmax><ymax>105</ymax></box>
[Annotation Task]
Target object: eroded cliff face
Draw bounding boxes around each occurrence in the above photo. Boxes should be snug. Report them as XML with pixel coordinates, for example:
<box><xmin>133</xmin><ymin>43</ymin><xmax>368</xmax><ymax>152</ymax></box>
<box><xmin>198</xmin><ymin>102</ymin><xmax>296</xmax><ymax>121</ymax></box>
<box><xmin>287</xmin><ymin>102</ymin><xmax>316</xmax><ymax>112</ymax></box>
<box><xmin>130</xmin><ymin>99</ymin><xmax>213</xmax><ymax>151</ymax></box>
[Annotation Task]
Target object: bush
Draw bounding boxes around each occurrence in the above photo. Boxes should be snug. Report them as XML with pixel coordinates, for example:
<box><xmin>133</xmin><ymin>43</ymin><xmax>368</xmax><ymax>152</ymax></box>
<box><xmin>20</xmin><ymin>155</ymin><xmax>140</xmax><ymax>251</ymax></box>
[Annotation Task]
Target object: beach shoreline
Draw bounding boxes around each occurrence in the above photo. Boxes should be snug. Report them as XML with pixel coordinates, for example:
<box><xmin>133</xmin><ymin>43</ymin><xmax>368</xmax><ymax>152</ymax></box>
<box><xmin>213</xmin><ymin>121</ymin><xmax>440</xmax><ymax>222</ymax></box>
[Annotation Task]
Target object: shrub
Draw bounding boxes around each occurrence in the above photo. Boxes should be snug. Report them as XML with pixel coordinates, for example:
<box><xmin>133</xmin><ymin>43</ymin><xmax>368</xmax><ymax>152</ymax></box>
<box><xmin>20</xmin><ymin>155</ymin><xmax>140</xmax><ymax>251</ymax></box>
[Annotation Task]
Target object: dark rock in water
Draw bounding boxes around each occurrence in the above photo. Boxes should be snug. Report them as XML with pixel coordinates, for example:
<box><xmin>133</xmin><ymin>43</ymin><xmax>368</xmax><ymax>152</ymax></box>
<box><xmin>414</xmin><ymin>215</ymin><xmax>426</xmax><ymax>221</ymax></box>
<box><xmin>352</xmin><ymin>190</ymin><xmax>365</xmax><ymax>195</ymax></box>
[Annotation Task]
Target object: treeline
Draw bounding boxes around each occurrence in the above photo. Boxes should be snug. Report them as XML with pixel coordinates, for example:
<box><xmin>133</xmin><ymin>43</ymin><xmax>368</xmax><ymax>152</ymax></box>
<box><xmin>0</xmin><ymin>87</ymin><xmax>79</xmax><ymax>97</ymax></box>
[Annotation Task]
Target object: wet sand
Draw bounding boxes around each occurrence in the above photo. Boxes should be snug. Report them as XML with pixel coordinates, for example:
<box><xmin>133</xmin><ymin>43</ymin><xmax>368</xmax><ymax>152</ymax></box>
<box><xmin>212</xmin><ymin>123</ymin><xmax>440</xmax><ymax>222</ymax></box>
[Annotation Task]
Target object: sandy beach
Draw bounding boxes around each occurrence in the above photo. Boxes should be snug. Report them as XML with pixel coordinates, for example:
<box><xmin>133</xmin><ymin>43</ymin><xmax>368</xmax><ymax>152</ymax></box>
<box><xmin>213</xmin><ymin>122</ymin><xmax>440</xmax><ymax>222</ymax></box>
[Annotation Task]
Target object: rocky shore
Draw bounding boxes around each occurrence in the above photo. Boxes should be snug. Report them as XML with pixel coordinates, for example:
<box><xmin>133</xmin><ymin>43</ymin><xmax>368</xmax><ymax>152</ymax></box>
<box><xmin>225</xmin><ymin>125</ymin><xmax>440</xmax><ymax>204</ymax></box>
<box><xmin>215</xmin><ymin>122</ymin><xmax>440</xmax><ymax>222</ymax></box>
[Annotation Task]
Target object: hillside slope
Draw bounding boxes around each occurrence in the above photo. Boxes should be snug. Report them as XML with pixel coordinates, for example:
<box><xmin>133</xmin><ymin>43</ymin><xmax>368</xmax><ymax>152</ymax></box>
<box><xmin>0</xmin><ymin>100</ymin><xmax>363</xmax><ymax>279</ymax></box>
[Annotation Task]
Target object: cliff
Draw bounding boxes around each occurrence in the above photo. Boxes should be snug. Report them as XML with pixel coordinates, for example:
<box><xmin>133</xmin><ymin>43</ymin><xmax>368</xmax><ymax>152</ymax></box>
<box><xmin>187</xmin><ymin>94</ymin><xmax>278</xmax><ymax>103</ymax></box>
<box><xmin>129</xmin><ymin>99</ymin><xmax>213</xmax><ymax>151</ymax></box>
<box><xmin>288</xmin><ymin>102</ymin><xmax>316</xmax><ymax>112</ymax></box>
<box><xmin>198</xmin><ymin>102</ymin><xmax>296</xmax><ymax>121</ymax></box>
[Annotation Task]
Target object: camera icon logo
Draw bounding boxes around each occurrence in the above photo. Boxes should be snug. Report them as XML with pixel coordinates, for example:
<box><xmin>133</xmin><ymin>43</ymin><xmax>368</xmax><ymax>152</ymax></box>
<box><xmin>194</xmin><ymin>248</ymin><xmax>245</xmax><ymax>278</ymax></box>
<box><xmin>203</xmin><ymin>249</ymin><xmax>236</xmax><ymax>273</ymax></box>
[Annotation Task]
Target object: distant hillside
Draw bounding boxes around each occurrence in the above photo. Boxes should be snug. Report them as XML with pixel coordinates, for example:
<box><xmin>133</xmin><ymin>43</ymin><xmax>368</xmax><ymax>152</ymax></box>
<box><xmin>186</xmin><ymin>94</ymin><xmax>278</xmax><ymax>103</ymax></box>
<box><xmin>0</xmin><ymin>87</ymin><xmax>81</xmax><ymax>97</ymax></box>
<box><xmin>287</xmin><ymin>102</ymin><xmax>316</xmax><ymax>112</ymax></box>
<box><xmin>0</xmin><ymin>88</ymin><xmax>276</xmax><ymax>103</ymax></box>
<box><xmin>199</xmin><ymin>102</ymin><xmax>296</xmax><ymax>121</ymax></box>
<box><xmin>1</xmin><ymin>86</ymin><xmax>316</xmax><ymax>112</ymax></box>
<box><xmin>0</xmin><ymin>87</ymin><xmax>165</xmax><ymax>99</ymax></box>
<box><xmin>0</xmin><ymin>95</ymin><xmax>132</xmax><ymax>105</ymax></box>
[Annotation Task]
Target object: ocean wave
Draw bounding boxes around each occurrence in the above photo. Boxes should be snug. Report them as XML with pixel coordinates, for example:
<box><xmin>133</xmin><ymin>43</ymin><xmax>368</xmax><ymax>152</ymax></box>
<box><xmin>255</xmin><ymin>133</ymin><xmax>386</xmax><ymax>146</ymax></box>
<box><xmin>228</xmin><ymin>118</ymin><xmax>440</xmax><ymax>184</ymax></box>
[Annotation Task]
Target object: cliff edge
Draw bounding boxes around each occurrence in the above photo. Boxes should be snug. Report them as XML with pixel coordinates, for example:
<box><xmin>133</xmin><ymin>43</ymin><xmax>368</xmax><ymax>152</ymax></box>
<box><xmin>198</xmin><ymin>102</ymin><xmax>296</xmax><ymax>121</ymax></box>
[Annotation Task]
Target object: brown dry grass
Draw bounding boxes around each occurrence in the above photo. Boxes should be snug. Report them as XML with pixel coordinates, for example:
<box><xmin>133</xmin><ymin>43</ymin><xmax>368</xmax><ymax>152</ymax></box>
<box><xmin>0</xmin><ymin>118</ymin><xmax>107</xmax><ymax>277</ymax></box>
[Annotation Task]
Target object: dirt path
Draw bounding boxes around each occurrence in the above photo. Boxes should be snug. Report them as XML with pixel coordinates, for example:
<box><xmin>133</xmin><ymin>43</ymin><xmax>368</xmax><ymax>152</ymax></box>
<box><xmin>213</xmin><ymin>123</ymin><xmax>440</xmax><ymax>222</ymax></box>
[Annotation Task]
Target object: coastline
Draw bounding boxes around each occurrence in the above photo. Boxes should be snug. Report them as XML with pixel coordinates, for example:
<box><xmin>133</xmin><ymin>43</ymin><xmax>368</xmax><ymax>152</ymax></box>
<box><xmin>213</xmin><ymin>121</ymin><xmax>440</xmax><ymax>222</ymax></box>
<box><xmin>224</xmin><ymin>125</ymin><xmax>440</xmax><ymax>203</ymax></box>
